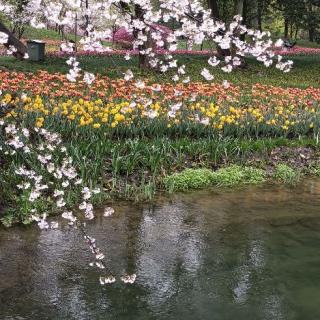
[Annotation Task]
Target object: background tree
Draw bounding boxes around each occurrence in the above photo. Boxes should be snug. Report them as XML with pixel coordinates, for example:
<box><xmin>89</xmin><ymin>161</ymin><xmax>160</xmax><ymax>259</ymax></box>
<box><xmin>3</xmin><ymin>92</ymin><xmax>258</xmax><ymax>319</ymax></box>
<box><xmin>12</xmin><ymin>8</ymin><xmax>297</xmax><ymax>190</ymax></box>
<box><xmin>205</xmin><ymin>0</ymin><xmax>320</xmax><ymax>41</ymax></box>
<box><xmin>304</xmin><ymin>0</ymin><xmax>320</xmax><ymax>42</ymax></box>
<box><xmin>1</xmin><ymin>0</ymin><xmax>30</xmax><ymax>39</ymax></box>
<box><xmin>0</xmin><ymin>20</ymin><xmax>27</xmax><ymax>58</ymax></box>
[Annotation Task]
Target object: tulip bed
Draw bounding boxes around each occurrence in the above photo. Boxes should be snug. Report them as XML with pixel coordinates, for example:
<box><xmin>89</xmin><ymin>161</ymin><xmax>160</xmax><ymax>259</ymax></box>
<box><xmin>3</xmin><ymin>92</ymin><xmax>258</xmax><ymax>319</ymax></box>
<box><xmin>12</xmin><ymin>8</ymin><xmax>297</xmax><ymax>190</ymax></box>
<box><xmin>1</xmin><ymin>72</ymin><xmax>320</xmax><ymax>137</ymax></box>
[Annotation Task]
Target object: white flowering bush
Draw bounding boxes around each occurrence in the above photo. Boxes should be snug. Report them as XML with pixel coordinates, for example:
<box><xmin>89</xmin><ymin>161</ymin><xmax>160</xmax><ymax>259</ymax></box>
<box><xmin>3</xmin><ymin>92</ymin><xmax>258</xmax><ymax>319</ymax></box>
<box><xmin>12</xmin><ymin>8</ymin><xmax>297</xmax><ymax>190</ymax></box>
<box><xmin>0</xmin><ymin>113</ymin><xmax>137</xmax><ymax>284</ymax></box>
<box><xmin>1</xmin><ymin>119</ymin><xmax>82</xmax><ymax>225</ymax></box>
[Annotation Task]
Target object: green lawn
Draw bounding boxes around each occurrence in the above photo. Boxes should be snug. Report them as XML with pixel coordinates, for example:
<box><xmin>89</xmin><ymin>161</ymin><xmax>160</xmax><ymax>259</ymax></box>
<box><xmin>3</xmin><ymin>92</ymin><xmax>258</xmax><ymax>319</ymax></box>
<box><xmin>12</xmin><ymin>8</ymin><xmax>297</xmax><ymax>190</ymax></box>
<box><xmin>296</xmin><ymin>39</ymin><xmax>320</xmax><ymax>48</ymax></box>
<box><xmin>1</xmin><ymin>54</ymin><xmax>320</xmax><ymax>88</ymax></box>
<box><xmin>23</xmin><ymin>25</ymin><xmax>66</xmax><ymax>41</ymax></box>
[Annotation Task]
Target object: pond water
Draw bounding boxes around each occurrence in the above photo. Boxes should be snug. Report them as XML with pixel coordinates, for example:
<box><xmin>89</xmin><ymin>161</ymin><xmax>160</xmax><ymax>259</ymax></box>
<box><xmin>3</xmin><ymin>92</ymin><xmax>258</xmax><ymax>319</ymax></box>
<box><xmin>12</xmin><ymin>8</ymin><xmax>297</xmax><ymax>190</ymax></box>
<box><xmin>1</xmin><ymin>180</ymin><xmax>320</xmax><ymax>319</ymax></box>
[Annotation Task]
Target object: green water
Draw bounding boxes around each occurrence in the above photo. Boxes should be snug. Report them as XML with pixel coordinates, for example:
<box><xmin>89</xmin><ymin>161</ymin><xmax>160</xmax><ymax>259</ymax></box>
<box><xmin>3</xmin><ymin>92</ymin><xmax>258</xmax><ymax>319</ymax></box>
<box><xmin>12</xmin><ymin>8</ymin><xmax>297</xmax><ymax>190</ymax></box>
<box><xmin>1</xmin><ymin>180</ymin><xmax>320</xmax><ymax>320</ymax></box>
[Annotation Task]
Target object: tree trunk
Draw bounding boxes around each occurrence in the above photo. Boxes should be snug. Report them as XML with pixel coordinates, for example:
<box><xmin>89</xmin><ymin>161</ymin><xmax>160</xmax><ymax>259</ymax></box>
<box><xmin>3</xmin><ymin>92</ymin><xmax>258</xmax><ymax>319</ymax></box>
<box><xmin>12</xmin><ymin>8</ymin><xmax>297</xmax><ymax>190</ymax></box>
<box><xmin>284</xmin><ymin>17</ymin><xmax>289</xmax><ymax>38</ymax></box>
<box><xmin>119</xmin><ymin>2</ymin><xmax>150</xmax><ymax>69</ymax></box>
<box><xmin>134</xmin><ymin>4</ymin><xmax>150</xmax><ymax>69</ymax></box>
<box><xmin>234</xmin><ymin>0</ymin><xmax>244</xmax><ymax>16</ymax></box>
<box><xmin>207</xmin><ymin>0</ymin><xmax>220</xmax><ymax>18</ymax></box>
<box><xmin>0</xmin><ymin>21</ymin><xmax>27</xmax><ymax>59</ymax></box>
<box><xmin>240</xmin><ymin>0</ymin><xmax>247</xmax><ymax>41</ymax></box>
<box><xmin>257</xmin><ymin>0</ymin><xmax>264</xmax><ymax>31</ymax></box>
<box><xmin>232</xmin><ymin>0</ymin><xmax>246</xmax><ymax>65</ymax></box>
<box><xmin>250</xmin><ymin>0</ymin><xmax>259</xmax><ymax>29</ymax></box>
<box><xmin>85</xmin><ymin>0</ymin><xmax>89</xmax><ymax>36</ymax></box>
<box><xmin>307</xmin><ymin>1</ymin><xmax>315</xmax><ymax>42</ymax></box>
<box><xmin>309</xmin><ymin>28</ymin><xmax>315</xmax><ymax>42</ymax></box>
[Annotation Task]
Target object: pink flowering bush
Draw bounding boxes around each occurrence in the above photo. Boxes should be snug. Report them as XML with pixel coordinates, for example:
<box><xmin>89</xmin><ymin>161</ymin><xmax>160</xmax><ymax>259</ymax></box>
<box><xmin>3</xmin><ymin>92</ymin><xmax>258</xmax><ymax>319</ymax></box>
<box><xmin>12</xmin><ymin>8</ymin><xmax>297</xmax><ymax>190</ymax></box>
<box><xmin>113</xmin><ymin>24</ymin><xmax>173</xmax><ymax>49</ymax></box>
<box><xmin>49</xmin><ymin>48</ymin><xmax>214</xmax><ymax>58</ymax></box>
<box><xmin>113</xmin><ymin>27</ymin><xmax>135</xmax><ymax>43</ymax></box>
<box><xmin>274</xmin><ymin>46</ymin><xmax>320</xmax><ymax>56</ymax></box>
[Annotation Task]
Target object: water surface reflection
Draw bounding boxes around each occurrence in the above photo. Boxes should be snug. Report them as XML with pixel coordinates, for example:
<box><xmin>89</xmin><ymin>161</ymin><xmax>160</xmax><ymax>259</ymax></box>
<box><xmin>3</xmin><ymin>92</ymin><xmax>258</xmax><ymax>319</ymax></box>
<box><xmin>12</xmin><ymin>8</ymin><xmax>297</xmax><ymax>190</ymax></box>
<box><xmin>1</xmin><ymin>180</ymin><xmax>320</xmax><ymax>319</ymax></box>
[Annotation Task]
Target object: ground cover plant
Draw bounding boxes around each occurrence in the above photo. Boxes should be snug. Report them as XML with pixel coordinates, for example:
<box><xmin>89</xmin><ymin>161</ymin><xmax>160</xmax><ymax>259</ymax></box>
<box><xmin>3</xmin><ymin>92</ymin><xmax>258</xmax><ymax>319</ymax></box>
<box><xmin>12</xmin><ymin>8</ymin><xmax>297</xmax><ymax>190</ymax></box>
<box><xmin>273</xmin><ymin>163</ymin><xmax>300</xmax><ymax>184</ymax></box>
<box><xmin>164</xmin><ymin>166</ymin><xmax>266</xmax><ymax>191</ymax></box>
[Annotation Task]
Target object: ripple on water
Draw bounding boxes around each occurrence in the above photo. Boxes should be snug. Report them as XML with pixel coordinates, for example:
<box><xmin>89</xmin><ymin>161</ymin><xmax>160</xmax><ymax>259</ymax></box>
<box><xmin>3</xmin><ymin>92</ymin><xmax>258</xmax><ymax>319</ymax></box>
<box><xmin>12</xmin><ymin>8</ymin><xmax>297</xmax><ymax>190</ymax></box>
<box><xmin>1</xmin><ymin>179</ymin><xmax>320</xmax><ymax>320</ymax></box>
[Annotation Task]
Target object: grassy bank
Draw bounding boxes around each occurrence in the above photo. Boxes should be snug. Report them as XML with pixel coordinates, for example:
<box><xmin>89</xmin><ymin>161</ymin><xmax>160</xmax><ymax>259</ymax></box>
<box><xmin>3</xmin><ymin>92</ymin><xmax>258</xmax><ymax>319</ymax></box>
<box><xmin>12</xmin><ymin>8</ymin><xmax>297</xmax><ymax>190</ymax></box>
<box><xmin>1</xmin><ymin>133</ymin><xmax>320</xmax><ymax>226</ymax></box>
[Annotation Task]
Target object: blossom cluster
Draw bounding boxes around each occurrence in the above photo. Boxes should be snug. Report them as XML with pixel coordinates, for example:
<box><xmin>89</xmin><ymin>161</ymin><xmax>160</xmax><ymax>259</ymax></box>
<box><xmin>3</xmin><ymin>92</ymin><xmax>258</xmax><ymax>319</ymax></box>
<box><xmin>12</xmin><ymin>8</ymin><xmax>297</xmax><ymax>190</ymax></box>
<box><xmin>0</xmin><ymin>105</ymin><xmax>136</xmax><ymax>285</ymax></box>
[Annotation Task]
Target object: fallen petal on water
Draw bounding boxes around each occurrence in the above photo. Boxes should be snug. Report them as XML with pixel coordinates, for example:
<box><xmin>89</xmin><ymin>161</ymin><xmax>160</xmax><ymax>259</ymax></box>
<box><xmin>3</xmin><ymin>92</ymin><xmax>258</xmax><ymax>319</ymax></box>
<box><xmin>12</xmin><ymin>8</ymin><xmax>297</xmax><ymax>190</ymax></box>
<box><xmin>104</xmin><ymin>207</ymin><xmax>115</xmax><ymax>217</ymax></box>
<box><xmin>96</xmin><ymin>253</ymin><xmax>105</xmax><ymax>260</ymax></box>
<box><xmin>95</xmin><ymin>261</ymin><xmax>105</xmax><ymax>269</ymax></box>
<box><xmin>99</xmin><ymin>276</ymin><xmax>116</xmax><ymax>285</ymax></box>
<box><xmin>120</xmin><ymin>274</ymin><xmax>137</xmax><ymax>284</ymax></box>
<box><xmin>50</xmin><ymin>221</ymin><xmax>59</xmax><ymax>229</ymax></box>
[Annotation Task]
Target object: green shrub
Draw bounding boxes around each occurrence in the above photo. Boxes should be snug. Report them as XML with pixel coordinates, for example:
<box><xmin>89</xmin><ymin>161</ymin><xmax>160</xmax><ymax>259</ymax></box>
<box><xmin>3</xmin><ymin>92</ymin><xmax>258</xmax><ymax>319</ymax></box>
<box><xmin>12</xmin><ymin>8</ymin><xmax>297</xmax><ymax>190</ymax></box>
<box><xmin>164</xmin><ymin>168</ymin><xmax>215</xmax><ymax>192</ymax></box>
<box><xmin>273</xmin><ymin>164</ymin><xmax>299</xmax><ymax>183</ymax></box>
<box><xmin>212</xmin><ymin>166</ymin><xmax>266</xmax><ymax>187</ymax></box>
